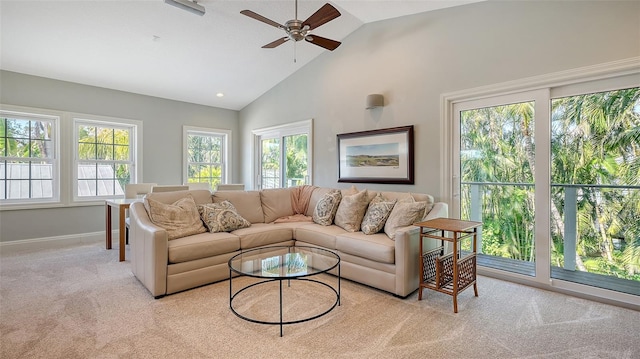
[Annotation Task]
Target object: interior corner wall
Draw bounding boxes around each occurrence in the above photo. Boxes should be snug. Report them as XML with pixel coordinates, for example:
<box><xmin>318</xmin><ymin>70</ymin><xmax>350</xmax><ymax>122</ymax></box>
<box><xmin>238</xmin><ymin>0</ymin><xmax>640</xmax><ymax>199</ymax></box>
<box><xmin>0</xmin><ymin>71</ymin><xmax>239</xmax><ymax>242</ymax></box>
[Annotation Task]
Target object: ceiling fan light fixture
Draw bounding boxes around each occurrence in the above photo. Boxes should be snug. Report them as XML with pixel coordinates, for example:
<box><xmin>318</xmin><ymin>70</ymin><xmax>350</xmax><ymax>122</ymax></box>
<box><xmin>164</xmin><ymin>0</ymin><xmax>205</xmax><ymax>16</ymax></box>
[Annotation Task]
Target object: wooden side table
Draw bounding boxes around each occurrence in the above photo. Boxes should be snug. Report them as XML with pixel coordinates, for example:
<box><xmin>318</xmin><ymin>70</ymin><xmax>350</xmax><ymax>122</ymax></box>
<box><xmin>105</xmin><ymin>199</ymin><xmax>137</xmax><ymax>262</ymax></box>
<box><xmin>414</xmin><ymin>218</ymin><xmax>482</xmax><ymax>313</ymax></box>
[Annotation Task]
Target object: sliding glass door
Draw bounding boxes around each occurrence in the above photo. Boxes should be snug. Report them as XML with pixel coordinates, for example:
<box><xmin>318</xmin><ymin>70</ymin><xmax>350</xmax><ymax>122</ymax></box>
<box><xmin>453</xmin><ymin>84</ymin><xmax>640</xmax><ymax>297</ymax></box>
<box><xmin>253</xmin><ymin>120</ymin><xmax>313</xmax><ymax>189</ymax></box>
<box><xmin>454</xmin><ymin>91</ymin><xmax>546</xmax><ymax>277</ymax></box>
<box><xmin>550</xmin><ymin>88</ymin><xmax>640</xmax><ymax>294</ymax></box>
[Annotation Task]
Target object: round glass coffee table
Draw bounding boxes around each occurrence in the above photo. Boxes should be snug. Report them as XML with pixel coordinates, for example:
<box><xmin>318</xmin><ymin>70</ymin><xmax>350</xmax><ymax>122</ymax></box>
<box><xmin>228</xmin><ymin>246</ymin><xmax>341</xmax><ymax>337</ymax></box>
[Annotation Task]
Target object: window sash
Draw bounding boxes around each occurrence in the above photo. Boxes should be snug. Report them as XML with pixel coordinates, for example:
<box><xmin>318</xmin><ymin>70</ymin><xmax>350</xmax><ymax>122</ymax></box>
<box><xmin>74</xmin><ymin>118</ymin><xmax>136</xmax><ymax>200</ymax></box>
<box><xmin>0</xmin><ymin>109</ymin><xmax>60</xmax><ymax>204</ymax></box>
<box><xmin>183</xmin><ymin>126</ymin><xmax>231</xmax><ymax>188</ymax></box>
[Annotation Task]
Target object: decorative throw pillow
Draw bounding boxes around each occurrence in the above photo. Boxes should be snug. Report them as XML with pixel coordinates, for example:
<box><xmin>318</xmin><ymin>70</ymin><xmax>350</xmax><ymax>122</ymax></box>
<box><xmin>312</xmin><ymin>190</ymin><xmax>342</xmax><ymax>226</ymax></box>
<box><xmin>383</xmin><ymin>198</ymin><xmax>428</xmax><ymax>239</ymax></box>
<box><xmin>145</xmin><ymin>195</ymin><xmax>207</xmax><ymax>240</ymax></box>
<box><xmin>198</xmin><ymin>200</ymin><xmax>251</xmax><ymax>233</ymax></box>
<box><xmin>334</xmin><ymin>189</ymin><xmax>369</xmax><ymax>232</ymax></box>
<box><xmin>361</xmin><ymin>194</ymin><xmax>397</xmax><ymax>235</ymax></box>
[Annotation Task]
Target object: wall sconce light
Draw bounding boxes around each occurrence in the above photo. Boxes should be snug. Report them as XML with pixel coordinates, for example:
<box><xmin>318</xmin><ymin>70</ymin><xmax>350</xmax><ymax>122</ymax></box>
<box><xmin>366</xmin><ymin>94</ymin><xmax>384</xmax><ymax>109</ymax></box>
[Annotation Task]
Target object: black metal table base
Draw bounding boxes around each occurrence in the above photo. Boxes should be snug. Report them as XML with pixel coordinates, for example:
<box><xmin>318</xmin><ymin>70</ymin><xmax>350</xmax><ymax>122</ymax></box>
<box><xmin>229</xmin><ymin>270</ymin><xmax>341</xmax><ymax>337</ymax></box>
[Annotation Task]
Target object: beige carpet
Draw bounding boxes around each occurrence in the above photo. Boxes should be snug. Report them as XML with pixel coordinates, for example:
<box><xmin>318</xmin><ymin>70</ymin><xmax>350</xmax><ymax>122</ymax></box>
<box><xmin>1</xmin><ymin>241</ymin><xmax>639</xmax><ymax>358</ymax></box>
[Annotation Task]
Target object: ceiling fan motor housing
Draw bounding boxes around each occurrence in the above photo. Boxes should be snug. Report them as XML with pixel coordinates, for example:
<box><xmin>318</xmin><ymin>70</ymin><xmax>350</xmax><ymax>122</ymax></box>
<box><xmin>285</xmin><ymin>20</ymin><xmax>309</xmax><ymax>41</ymax></box>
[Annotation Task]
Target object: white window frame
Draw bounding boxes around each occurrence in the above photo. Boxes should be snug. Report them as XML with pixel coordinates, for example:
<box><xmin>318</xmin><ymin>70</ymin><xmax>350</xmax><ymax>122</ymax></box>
<box><xmin>441</xmin><ymin>57</ymin><xmax>640</xmax><ymax>307</ymax></box>
<box><xmin>182</xmin><ymin>126</ymin><xmax>232</xmax><ymax>185</ymax></box>
<box><xmin>252</xmin><ymin>119</ymin><xmax>313</xmax><ymax>189</ymax></box>
<box><xmin>72</xmin><ymin>114</ymin><xmax>142</xmax><ymax>203</ymax></box>
<box><xmin>0</xmin><ymin>105</ymin><xmax>61</xmax><ymax>207</ymax></box>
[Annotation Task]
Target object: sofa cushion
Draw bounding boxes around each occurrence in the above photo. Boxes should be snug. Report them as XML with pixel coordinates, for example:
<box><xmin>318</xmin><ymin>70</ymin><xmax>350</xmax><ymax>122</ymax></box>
<box><xmin>198</xmin><ymin>201</ymin><xmax>251</xmax><ymax>233</ymax></box>
<box><xmin>336</xmin><ymin>232</ymin><xmax>395</xmax><ymax>264</ymax></box>
<box><xmin>294</xmin><ymin>224</ymin><xmax>347</xmax><ymax>250</ymax></box>
<box><xmin>312</xmin><ymin>189</ymin><xmax>342</xmax><ymax>226</ymax></box>
<box><xmin>334</xmin><ymin>189</ymin><xmax>369</xmax><ymax>232</ymax></box>
<box><xmin>144</xmin><ymin>189</ymin><xmax>213</xmax><ymax>206</ymax></box>
<box><xmin>260</xmin><ymin>188</ymin><xmax>294</xmax><ymax>223</ymax></box>
<box><xmin>383</xmin><ymin>198</ymin><xmax>427</xmax><ymax>239</ymax></box>
<box><xmin>231</xmin><ymin>223</ymin><xmax>294</xmax><ymax>249</ymax></box>
<box><xmin>145</xmin><ymin>194</ymin><xmax>207</xmax><ymax>240</ymax></box>
<box><xmin>168</xmin><ymin>231</ymin><xmax>240</xmax><ymax>263</ymax></box>
<box><xmin>213</xmin><ymin>190</ymin><xmax>265</xmax><ymax>223</ymax></box>
<box><xmin>361</xmin><ymin>194</ymin><xmax>397</xmax><ymax>235</ymax></box>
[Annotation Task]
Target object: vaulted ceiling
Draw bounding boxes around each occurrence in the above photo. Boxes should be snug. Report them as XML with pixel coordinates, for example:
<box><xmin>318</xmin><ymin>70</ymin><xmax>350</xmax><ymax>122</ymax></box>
<box><xmin>1</xmin><ymin>1</ymin><xmax>482</xmax><ymax>110</ymax></box>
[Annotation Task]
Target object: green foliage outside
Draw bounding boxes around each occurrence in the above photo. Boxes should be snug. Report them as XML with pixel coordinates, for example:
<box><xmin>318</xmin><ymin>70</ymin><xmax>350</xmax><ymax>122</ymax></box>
<box><xmin>1</xmin><ymin>118</ymin><xmax>53</xmax><ymax>158</ymax></box>
<box><xmin>187</xmin><ymin>134</ymin><xmax>222</xmax><ymax>188</ymax></box>
<box><xmin>461</xmin><ymin>88</ymin><xmax>640</xmax><ymax>282</ymax></box>
<box><xmin>261</xmin><ymin>134</ymin><xmax>308</xmax><ymax>188</ymax></box>
<box><xmin>77</xmin><ymin>125</ymin><xmax>131</xmax><ymax>191</ymax></box>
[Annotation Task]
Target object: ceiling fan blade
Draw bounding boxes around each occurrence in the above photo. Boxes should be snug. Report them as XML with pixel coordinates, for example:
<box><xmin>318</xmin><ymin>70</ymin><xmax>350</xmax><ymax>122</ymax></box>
<box><xmin>240</xmin><ymin>10</ymin><xmax>284</xmax><ymax>29</ymax></box>
<box><xmin>302</xmin><ymin>3</ymin><xmax>341</xmax><ymax>30</ymax></box>
<box><xmin>262</xmin><ymin>37</ymin><xmax>289</xmax><ymax>49</ymax></box>
<box><xmin>305</xmin><ymin>35</ymin><xmax>341</xmax><ymax>51</ymax></box>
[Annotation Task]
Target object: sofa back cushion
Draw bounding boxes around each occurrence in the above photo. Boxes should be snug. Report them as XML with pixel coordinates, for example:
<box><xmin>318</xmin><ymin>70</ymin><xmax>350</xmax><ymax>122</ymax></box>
<box><xmin>213</xmin><ymin>190</ymin><xmax>265</xmax><ymax>223</ymax></box>
<box><xmin>260</xmin><ymin>188</ymin><xmax>295</xmax><ymax>223</ymax></box>
<box><xmin>144</xmin><ymin>189</ymin><xmax>213</xmax><ymax>206</ymax></box>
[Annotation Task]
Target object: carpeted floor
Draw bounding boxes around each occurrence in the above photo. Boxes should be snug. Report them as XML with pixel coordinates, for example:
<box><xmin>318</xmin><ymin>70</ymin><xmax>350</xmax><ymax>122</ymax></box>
<box><xmin>1</xmin><ymin>241</ymin><xmax>639</xmax><ymax>358</ymax></box>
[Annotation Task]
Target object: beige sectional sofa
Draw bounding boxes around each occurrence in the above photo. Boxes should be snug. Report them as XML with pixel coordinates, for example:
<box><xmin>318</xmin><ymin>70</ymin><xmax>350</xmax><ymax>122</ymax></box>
<box><xmin>128</xmin><ymin>186</ymin><xmax>447</xmax><ymax>298</ymax></box>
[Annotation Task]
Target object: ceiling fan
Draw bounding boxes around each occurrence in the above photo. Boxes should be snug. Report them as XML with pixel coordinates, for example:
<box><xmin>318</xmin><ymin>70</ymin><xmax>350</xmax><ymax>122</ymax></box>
<box><xmin>240</xmin><ymin>0</ymin><xmax>342</xmax><ymax>52</ymax></box>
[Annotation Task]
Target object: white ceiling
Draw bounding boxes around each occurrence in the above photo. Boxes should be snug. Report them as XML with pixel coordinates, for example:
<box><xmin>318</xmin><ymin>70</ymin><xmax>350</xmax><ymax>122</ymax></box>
<box><xmin>1</xmin><ymin>0</ymin><xmax>482</xmax><ymax>111</ymax></box>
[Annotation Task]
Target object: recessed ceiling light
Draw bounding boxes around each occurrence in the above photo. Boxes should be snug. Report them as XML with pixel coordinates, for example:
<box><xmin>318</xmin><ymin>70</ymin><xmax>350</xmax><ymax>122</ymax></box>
<box><xmin>216</xmin><ymin>93</ymin><xmax>224</xmax><ymax>97</ymax></box>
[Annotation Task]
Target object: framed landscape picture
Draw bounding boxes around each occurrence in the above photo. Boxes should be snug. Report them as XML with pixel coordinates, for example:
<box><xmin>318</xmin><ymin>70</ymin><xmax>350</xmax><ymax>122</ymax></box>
<box><xmin>337</xmin><ymin>125</ymin><xmax>414</xmax><ymax>184</ymax></box>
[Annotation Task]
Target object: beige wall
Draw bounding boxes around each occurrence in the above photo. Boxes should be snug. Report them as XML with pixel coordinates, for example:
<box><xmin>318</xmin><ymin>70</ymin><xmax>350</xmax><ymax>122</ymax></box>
<box><xmin>0</xmin><ymin>71</ymin><xmax>239</xmax><ymax>242</ymax></box>
<box><xmin>238</xmin><ymin>0</ymin><xmax>640</xmax><ymax>198</ymax></box>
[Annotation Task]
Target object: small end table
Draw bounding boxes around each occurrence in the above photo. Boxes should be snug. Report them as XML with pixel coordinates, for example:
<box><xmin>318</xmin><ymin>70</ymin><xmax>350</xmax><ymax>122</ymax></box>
<box><xmin>414</xmin><ymin>218</ymin><xmax>482</xmax><ymax>313</ymax></box>
<box><xmin>105</xmin><ymin>198</ymin><xmax>137</xmax><ymax>262</ymax></box>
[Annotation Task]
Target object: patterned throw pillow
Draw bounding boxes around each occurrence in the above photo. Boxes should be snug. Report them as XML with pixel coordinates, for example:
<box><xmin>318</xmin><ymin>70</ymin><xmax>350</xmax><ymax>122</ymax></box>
<box><xmin>361</xmin><ymin>194</ymin><xmax>397</xmax><ymax>235</ymax></box>
<box><xmin>312</xmin><ymin>190</ymin><xmax>342</xmax><ymax>226</ymax></box>
<box><xmin>145</xmin><ymin>195</ymin><xmax>207</xmax><ymax>240</ymax></box>
<box><xmin>198</xmin><ymin>200</ymin><xmax>251</xmax><ymax>233</ymax></box>
<box><xmin>334</xmin><ymin>189</ymin><xmax>369</xmax><ymax>232</ymax></box>
<box><xmin>383</xmin><ymin>198</ymin><xmax>427</xmax><ymax>239</ymax></box>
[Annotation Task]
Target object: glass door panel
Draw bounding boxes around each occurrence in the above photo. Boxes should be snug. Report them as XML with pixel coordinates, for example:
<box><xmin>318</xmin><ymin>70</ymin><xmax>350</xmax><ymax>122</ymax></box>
<box><xmin>459</xmin><ymin>101</ymin><xmax>536</xmax><ymax>276</ymax></box>
<box><xmin>260</xmin><ymin>138</ymin><xmax>280</xmax><ymax>189</ymax></box>
<box><xmin>283</xmin><ymin>134</ymin><xmax>308</xmax><ymax>187</ymax></box>
<box><xmin>550</xmin><ymin>87</ymin><xmax>640</xmax><ymax>295</ymax></box>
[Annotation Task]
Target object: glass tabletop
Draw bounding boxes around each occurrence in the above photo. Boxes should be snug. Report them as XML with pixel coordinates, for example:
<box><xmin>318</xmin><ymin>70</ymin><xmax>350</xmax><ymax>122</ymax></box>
<box><xmin>229</xmin><ymin>246</ymin><xmax>340</xmax><ymax>279</ymax></box>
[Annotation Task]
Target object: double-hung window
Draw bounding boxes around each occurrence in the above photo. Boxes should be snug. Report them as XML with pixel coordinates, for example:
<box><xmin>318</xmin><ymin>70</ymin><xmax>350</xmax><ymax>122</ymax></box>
<box><xmin>183</xmin><ymin>126</ymin><xmax>231</xmax><ymax>189</ymax></box>
<box><xmin>0</xmin><ymin>109</ymin><xmax>59</xmax><ymax>204</ymax></box>
<box><xmin>74</xmin><ymin>116</ymin><xmax>139</xmax><ymax>200</ymax></box>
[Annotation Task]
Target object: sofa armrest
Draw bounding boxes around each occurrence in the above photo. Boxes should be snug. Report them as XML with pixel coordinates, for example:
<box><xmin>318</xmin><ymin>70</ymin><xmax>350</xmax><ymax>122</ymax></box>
<box><xmin>129</xmin><ymin>201</ymin><xmax>169</xmax><ymax>298</ymax></box>
<box><xmin>392</xmin><ymin>201</ymin><xmax>449</xmax><ymax>297</ymax></box>
<box><xmin>393</xmin><ymin>225</ymin><xmax>420</xmax><ymax>297</ymax></box>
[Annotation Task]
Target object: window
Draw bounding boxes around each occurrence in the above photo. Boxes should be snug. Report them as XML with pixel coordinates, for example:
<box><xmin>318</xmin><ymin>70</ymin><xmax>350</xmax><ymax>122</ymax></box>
<box><xmin>0</xmin><ymin>109</ymin><xmax>59</xmax><ymax>204</ymax></box>
<box><xmin>252</xmin><ymin>120</ymin><xmax>312</xmax><ymax>189</ymax></box>
<box><xmin>74</xmin><ymin>116</ymin><xmax>139</xmax><ymax>200</ymax></box>
<box><xmin>183</xmin><ymin>126</ymin><xmax>231</xmax><ymax>189</ymax></box>
<box><xmin>443</xmin><ymin>59</ymin><xmax>639</xmax><ymax>306</ymax></box>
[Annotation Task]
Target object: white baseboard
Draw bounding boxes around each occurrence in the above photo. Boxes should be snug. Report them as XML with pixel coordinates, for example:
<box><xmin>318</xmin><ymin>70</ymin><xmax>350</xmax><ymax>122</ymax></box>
<box><xmin>0</xmin><ymin>231</ymin><xmax>108</xmax><ymax>254</ymax></box>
